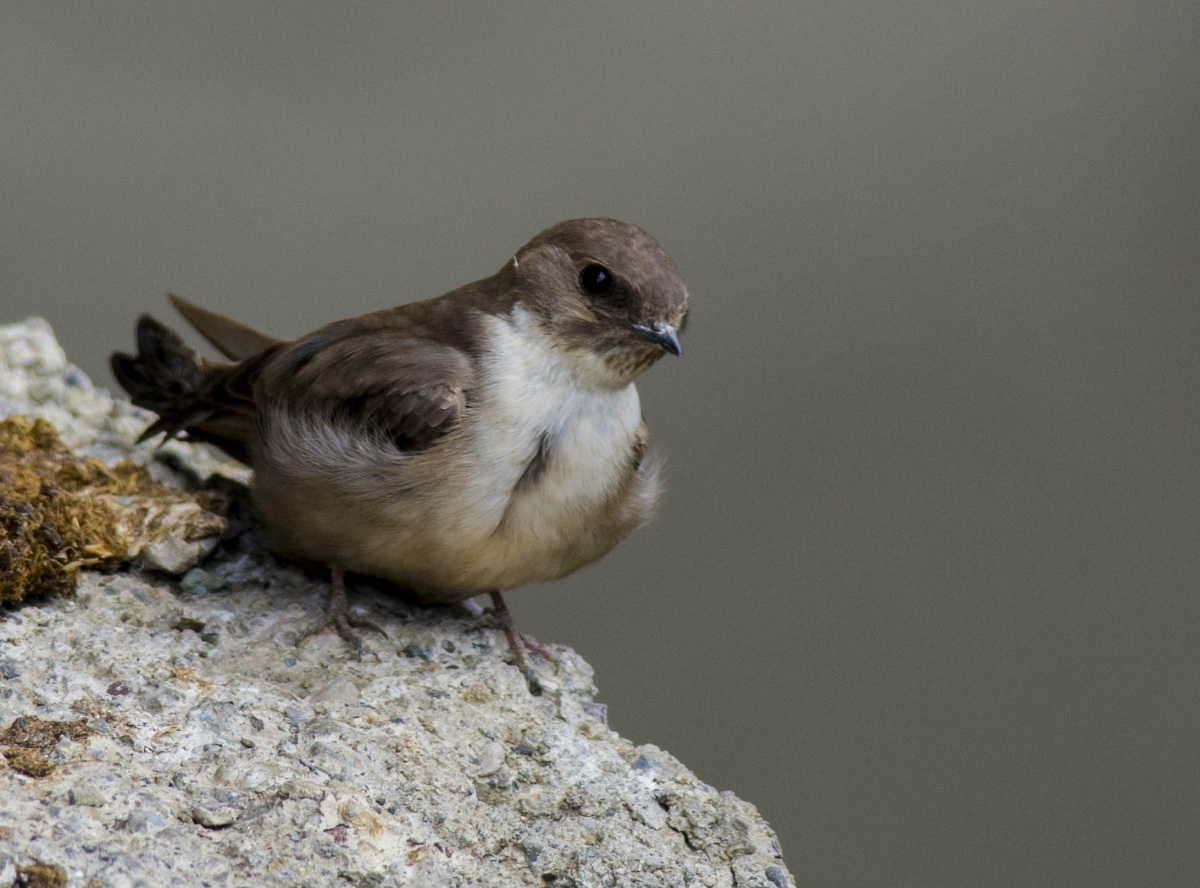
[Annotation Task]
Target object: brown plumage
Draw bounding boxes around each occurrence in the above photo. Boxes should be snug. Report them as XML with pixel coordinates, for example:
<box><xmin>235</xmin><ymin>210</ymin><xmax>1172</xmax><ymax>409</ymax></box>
<box><xmin>111</xmin><ymin>218</ymin><xmax>689</xmax><ymax>679</ymax></box>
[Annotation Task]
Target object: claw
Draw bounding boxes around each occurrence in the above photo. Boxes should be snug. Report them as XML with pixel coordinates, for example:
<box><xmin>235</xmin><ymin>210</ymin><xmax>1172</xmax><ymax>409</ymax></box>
<box><xmin>297</xmin><ymin>566</ymin><xmax>387</xmax><ymax>649</ymax></box>
<box><xmin>486</xmin><ymin>591</ymin><xmax>557</xmax><ymax>693</ymax></box>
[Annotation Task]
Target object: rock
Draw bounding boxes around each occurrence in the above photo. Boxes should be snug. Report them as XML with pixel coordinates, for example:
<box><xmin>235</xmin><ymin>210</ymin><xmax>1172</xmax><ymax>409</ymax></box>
<box><xmin>310</xmin><ymin>677</ymin><xmax>361</xmax><ymax>705</ymax></box>
<box><xmin>189</xmin><ymin>800</ymin><xmax>240</xmax><ymax>829</ymax></box>
<box><xmin>67</xmin><ymin>783</ymin><xmax>105</xmax><ymax>807</ymax></box>
<box><xmin>0</xmin><ymin>318</ymin><xmax>797</xmax><ymax>886</ymax></box>
<box><xmin>139</xmin><ymin>535</ymin><xmax>220</xmax><ymax>575</ymax></box>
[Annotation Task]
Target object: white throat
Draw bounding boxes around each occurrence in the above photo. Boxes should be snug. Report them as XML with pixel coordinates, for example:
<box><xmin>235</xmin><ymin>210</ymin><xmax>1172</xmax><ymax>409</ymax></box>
<box><xmin>481</xmin><ymin>304</ymin><xmax>642</xmax><ymax>442</ymax></box>
<box><xmin>472</xmin><ymin>304</ymin><xmax>644</xmax><ymax>530</ymax></box>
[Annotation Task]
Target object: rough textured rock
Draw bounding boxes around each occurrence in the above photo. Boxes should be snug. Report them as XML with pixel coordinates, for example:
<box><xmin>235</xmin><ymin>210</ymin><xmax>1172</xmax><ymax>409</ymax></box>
<box><xmin>0</xmin><ymin>318</ymin><xmax>796</xmax><ymax>887</ymax></box>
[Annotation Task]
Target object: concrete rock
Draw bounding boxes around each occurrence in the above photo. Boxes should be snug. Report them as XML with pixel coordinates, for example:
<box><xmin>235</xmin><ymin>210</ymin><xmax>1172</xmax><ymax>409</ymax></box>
<box><xmin>139</xmin><ymin>535</ymin><xmax>220</xmax><ymax>576</ymax></box>
<box><xmin>0</xmin><ymin>318</ymin><xmax>796</xmax><ymax>887</ymax></box>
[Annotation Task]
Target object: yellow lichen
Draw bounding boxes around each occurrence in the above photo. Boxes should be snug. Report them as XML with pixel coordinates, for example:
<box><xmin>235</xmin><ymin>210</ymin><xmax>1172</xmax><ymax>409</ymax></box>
<box><xmin>15</xmin><ymin>863</ymin><xmax>68</xmax><ymax>888</ymax></box>
<box><xmin>3</xmin><ymin>748</ymin><xmax>54</xmax><ymax>778</ymax></box>
<box><xmin>0</xmin><ymin>416</ymin><xmax>228</xmax><ymax>604</ymax></box>
<box><xmin>0</xmin><ymin>715</ymin><xmax>94</xmax><ymax>780</ymax></box>
<box><xmin>0</xmin><ymin>716</ymin><xmax>93</xmax><ymax>752</ymax></box>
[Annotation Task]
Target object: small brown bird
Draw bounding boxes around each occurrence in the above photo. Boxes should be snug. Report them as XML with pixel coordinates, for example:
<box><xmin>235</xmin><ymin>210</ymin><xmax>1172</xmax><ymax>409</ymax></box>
<box><xmin>111</xmin><ymin>218</ymin><xmax>689</xmax><ymax>680</ymax></box>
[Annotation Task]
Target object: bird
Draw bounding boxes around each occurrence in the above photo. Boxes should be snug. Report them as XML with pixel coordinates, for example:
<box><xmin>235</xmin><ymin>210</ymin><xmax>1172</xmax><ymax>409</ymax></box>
<box><xmin>110</xmin><ymin>217</ymin><xmax>689</xmax><ymax>684</ymax></box>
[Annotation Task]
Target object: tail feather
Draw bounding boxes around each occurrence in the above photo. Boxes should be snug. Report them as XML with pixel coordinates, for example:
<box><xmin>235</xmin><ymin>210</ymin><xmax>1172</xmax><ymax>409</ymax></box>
<box><xmin>111</xmin><ymin>316</ymin><xmax>201</xmax><ymax>407</ymax></box>
<box><xmin>110</xmin><ymin>315</ymin><xmax>256</xmax><ymax>462</ymax></box>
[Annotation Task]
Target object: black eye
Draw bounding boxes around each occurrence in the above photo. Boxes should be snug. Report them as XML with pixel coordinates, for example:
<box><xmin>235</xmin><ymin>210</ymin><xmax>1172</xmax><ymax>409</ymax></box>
<box><xmin>580</xmin><ymin>264</ymin><xmax>614</xmax><ymax>296</ymax></box>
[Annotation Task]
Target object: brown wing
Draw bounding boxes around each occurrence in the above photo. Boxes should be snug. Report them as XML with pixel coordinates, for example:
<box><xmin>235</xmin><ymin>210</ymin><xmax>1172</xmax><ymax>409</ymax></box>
<box><xmin>114</xmin><ymin>268</ymin><xmax>518</xmax><ymax>463</ymax></box>
<box><xmin>255</xmin><ymin>317</ymin><xmax>475</xmax><ymax>452</ymax></box>
<box><xmin>113</xmin><ymin>314</ymin><xmax>474</xmax><ymax>463</ymax></box>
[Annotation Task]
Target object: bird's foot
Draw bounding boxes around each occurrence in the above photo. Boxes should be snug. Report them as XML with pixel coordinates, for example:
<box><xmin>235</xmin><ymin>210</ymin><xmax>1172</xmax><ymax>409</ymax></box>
<box><xmin>298</xmin><ymin>566</ymin><xmax>386</xmax><ymax>651</ymax></box>
<box><xmin>486</xmin><ymin>591</ymin><xmax>557</xmax><ymax>693</ymax></box>
<box><xmin>296</xmin><ymin>609</ymin><xmax>387</xmax><ymax>652</ymax></box>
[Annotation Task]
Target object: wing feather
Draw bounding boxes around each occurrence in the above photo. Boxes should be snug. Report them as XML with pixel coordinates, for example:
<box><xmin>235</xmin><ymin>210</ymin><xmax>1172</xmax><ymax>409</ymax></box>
<box><xmin>256</xmin><ymin>320</ymin><xmax>474</xmax><ymax>452</ymax></box>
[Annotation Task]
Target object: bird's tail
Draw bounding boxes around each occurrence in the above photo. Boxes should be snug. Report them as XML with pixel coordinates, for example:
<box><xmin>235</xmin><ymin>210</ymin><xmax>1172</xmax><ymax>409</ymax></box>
<box><xmin>111</xmin><ymin>315</ymin><xmax>210</xmax><ymax>440</ymax></box>
<box><xmin>110</xmin><ymin>316</ymin><xmax>257</xmax><ymax>461</ymax></box>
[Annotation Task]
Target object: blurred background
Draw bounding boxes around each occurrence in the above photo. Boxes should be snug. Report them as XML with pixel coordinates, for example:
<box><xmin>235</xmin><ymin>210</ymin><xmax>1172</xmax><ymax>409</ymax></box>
<box><xmin>3</xmin><ymin>3</ymin><xmax>1198</xmax><ymax>885</ymax></box>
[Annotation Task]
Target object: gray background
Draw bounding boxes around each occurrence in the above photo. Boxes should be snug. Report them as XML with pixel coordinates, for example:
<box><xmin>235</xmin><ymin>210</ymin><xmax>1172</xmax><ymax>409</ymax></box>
<box><xmin>3</xmin><ymin>3</ymin><xmax>1198</xmax><ymax>885</ymax></box>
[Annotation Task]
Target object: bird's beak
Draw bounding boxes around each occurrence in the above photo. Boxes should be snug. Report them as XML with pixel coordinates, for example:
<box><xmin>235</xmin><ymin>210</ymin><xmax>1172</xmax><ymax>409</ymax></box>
<box><xmin>631</xmin><ymin>321</ymin><xmax>683</xmax><ymax>357</ymax></box>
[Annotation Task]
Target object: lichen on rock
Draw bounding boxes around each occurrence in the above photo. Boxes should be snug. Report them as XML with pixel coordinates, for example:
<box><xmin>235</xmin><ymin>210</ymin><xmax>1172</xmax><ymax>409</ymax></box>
<box><xmin>0</xmin><ymin>415</ymin><xmax>228</xmax><ymax>604</ymax></box>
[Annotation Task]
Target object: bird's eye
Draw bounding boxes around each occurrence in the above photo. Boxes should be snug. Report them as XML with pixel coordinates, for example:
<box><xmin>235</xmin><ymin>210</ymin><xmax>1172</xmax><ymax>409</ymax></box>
<box><xmin>579</xmin><ymin>264</ymin><xmax>614</xmax><ymax>296</ymax></box>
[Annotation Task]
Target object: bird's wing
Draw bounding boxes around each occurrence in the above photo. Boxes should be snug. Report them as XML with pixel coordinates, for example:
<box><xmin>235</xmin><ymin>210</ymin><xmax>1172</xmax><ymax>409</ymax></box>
<box><xmin>256</xmin><ymin>317</ymin><xmax>476</xmax><ymax>451</ymax></box>
<box><xmin>169</xmin><ymin>293</ymin><xmax>284</xmax><ymax>361</ymax></box>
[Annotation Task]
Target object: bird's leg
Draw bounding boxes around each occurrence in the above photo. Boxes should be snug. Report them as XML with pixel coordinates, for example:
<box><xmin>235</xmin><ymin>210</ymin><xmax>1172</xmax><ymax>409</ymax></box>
<box><xmin>298</xmin><ymin>565</ymin><xmax>386</xmax><ymax>648</ymax></box>
<box><xmin>487</xmin><ymin>591</ymin><xmax>557</xmax><ymax>679</ymax></box>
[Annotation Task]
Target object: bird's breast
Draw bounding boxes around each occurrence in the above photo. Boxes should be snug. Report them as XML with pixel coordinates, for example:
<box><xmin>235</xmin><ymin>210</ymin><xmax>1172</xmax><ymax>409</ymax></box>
<box><xmin>464</xmin><ymin>309</ymin><xmax>647</xmax><ymax>544</ymax></box>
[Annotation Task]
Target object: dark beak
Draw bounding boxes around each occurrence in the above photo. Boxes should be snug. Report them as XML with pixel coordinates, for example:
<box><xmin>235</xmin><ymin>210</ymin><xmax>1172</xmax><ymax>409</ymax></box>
<box><xmin>631</xmin><ymin>321</ymin><xmax>683</xmax><ymax>357</ymax></box>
